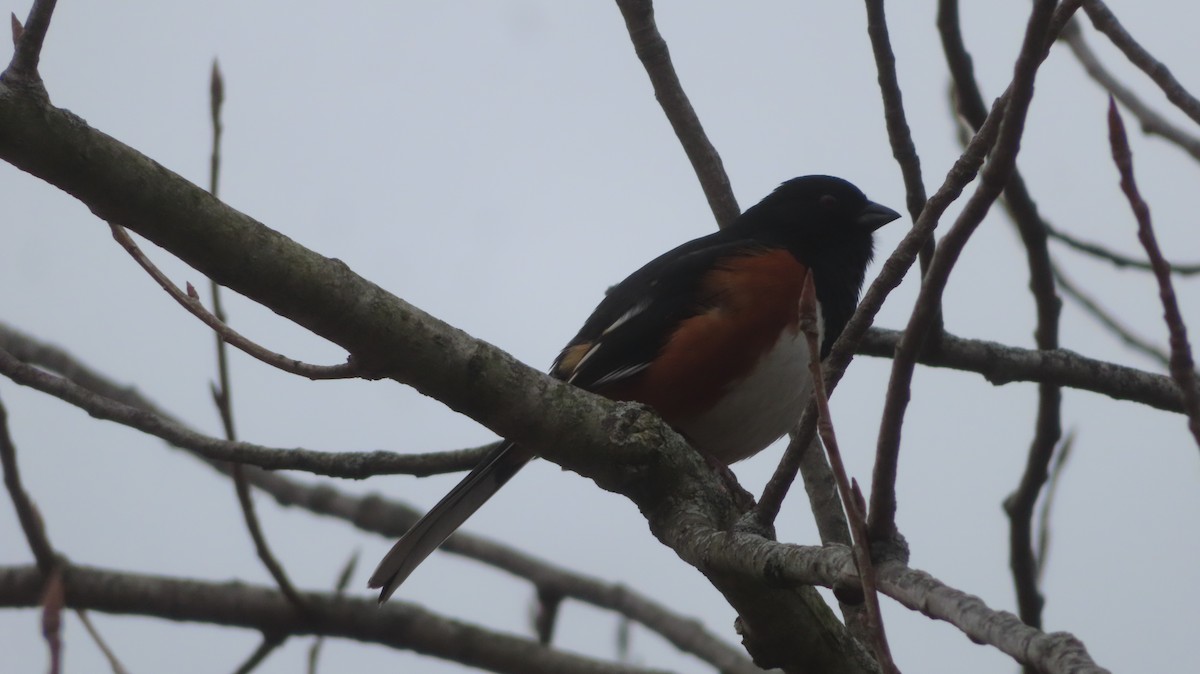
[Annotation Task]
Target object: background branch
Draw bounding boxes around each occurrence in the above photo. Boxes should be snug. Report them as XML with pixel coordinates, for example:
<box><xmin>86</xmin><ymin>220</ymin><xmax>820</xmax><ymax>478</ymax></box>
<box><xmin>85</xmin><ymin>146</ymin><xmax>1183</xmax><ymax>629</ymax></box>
<box><xmin>1061</xmin><ymin>13</ymin><xmax>1200</xmax><ymax>161</ymax></box>
<box><xmin>1107</xmin><ymin>98</ymin><xmax>1200</xmax><ymax>449</ymax></box>
<box><xmin>613</xmin><ymin>0</ymin><xmax>739</xmax><ymax>228</ymax></box>
<box><xmin>0</xmin><ymin>394</ymin><xmax>56</xmax><ymax>573</ymax></box>
<box><xmin>0</xmin><ymin>564</ymin><xmax>678</xmax><ymax>674</ymax></box>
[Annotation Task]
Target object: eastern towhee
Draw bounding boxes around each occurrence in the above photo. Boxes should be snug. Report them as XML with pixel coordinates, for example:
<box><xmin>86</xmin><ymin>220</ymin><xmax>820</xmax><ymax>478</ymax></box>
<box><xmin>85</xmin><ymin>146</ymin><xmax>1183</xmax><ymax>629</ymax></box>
<box><xmin>369</xmin><ymin>175</ymin><xmax>899</xmax><ymax>601</ymax></box>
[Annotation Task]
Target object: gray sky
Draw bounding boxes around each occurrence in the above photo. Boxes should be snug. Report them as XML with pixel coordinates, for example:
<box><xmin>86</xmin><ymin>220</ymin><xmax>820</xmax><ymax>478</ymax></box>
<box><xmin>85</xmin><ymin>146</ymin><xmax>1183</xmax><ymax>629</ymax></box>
<box><xmin>2</xmin><ymin>2</ymin><xmax>1197</xmax><ymax>672</ymax></box>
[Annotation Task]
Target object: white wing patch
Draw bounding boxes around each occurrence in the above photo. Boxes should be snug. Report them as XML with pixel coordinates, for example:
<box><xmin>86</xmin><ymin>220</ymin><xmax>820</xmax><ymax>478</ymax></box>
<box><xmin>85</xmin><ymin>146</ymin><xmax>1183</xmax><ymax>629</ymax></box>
<box><xmin>589</xmin><ymin>362</ymin><xmax>651</xmax><ymax>387</ymax></box>
<box><xmin>602</xmin><ymin>299</ymin><xmax>651</xmax><ymax>335</ymax></box>
<box><xmin>564</xmin><ymin>299</ymin><xmax>652</xmax><ymax>385</ymax></box>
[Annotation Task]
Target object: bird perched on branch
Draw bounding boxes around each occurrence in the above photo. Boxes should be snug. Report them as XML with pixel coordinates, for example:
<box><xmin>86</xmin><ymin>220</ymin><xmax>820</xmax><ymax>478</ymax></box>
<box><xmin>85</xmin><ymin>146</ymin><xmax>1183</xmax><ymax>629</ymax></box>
<box><xmin>369</xmin><ymin>175</ymin><xmax>899</xmax><ymax>601</ymax></box>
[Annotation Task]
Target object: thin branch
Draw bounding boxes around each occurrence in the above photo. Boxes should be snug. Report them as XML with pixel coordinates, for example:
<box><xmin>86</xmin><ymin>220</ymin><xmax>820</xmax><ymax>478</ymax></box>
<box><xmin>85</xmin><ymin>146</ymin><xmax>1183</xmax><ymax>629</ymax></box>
<box><xmin>231</xmin><ymin>633</ymin><xmax>286</xmax><ymax>674</ymax></box>
<box><xmin>862</xmin><ymin>0</ymin><xmax>932</xmax><ymax>276</ymax></box>
<box><xmin>0</xmin><ymin>346</ymin><xmax>489</xmax><ymax>478</ymax></box>
<box><xmin>307</xmin><ymin>552</ymin><xmax>358</xmax><ymax>674</ymax></box>
<box><xmin>108</xmin><ymin>225</ymin><xmax>357</xmax><ymax>381</ymax></box>
<box><xmin>799</xmin><ymin>273</ymin><xmax>899</xmax><ymax>674</ymax></box>
<box><xmin>208</xmin><ymin>58</ymin><xmax>234</xmax><ymax>440</ymax></box>
<box><xmin>870</xmin><ymin>0</ymin><xmax>1066</xmax><ymax>544</ymax></box>
<box><xmin>0</xmin><ymin>393</ymin><xmax>56</xmax><ymax>572</ymax></box>
<box><xmin>201</xmin><ymin>61</ymin><xmax>305</xmax><ymax>617</ymax></box>
<box><xmin>1046</xmin><ymin>221</ymin><xmax>1200</xmax><ymax>275</ymax></box>
<box><xmin>1054</xmin><ymin>263</ymin><xmax>1173</xmax><ymax>368</ymax></box>
<box><xmin>613</xmin><ymin>0</ymin><xmax>739</xmax><ymax>228</ymax></box>
<box><xmin>209</xmin><ymin>59</ymin><xmax>225</xmax><ymax>197</ymax></box>
<box><xmin>1060</xmin><ymin>14</ymin><xmax>1200</xmax><ymax>162</ymax></box>
<box><xmin>3</xmin><ymin>0</ymin><xmax>57</xmax><ymax>89</ymax></box>
<box><xmin>233</xmin><ymin>465</ymin><xmax>309</xmax><ymax>612</ymax></box>
<box><xmin>1108</xmin><ymin>98</ymin><xmax>1200</xmax><ymax>450</ymax></box>
<box><xmin>0</xmin><ymin>564</ymin><xmax>679</xmax><ymax>674</ymax></box>
<box><xmin>1036</xmin><ymin>431</ymin><xmax>1074</xmax><ymax>581</ymax></box>
<box><xmin>1082</xmin><ymin>0</ymin><xmax>1200</xmax><ymax>126</ymax></box>
<box><xmin>41</xmin><ymin>566</ymin><xmax>64</xmax><ymax>674</ymax></box>
<box><xmin>532</xmin><ymin>587</ymin><xmax>564</xmax><ymax>646</ymax></box>
<box><xmin>76</xmin><ymin>610</ymin><xmax>132</xmax><ymax>674</ymax></box>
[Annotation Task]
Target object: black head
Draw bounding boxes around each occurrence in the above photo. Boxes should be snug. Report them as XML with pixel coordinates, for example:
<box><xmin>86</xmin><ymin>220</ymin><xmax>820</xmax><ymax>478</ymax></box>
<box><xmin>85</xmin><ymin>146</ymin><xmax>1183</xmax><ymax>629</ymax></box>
<box><xmin>733</xmin><ymin>175</ymin><xmax>899</xmax><ymax>251</ymax></box>
<box><xmin>733</xmin><ymin>175</ymin><xmax>901</xmax><ymax>354</ymax></box>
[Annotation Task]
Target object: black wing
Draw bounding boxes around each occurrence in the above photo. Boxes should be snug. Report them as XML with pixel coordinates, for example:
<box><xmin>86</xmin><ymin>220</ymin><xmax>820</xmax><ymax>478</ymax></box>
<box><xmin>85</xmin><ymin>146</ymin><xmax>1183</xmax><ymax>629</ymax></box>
<box><xmin>552</xmin><ymin>230</ymin><xmax>767</xmax><ymax>390</ymax></box>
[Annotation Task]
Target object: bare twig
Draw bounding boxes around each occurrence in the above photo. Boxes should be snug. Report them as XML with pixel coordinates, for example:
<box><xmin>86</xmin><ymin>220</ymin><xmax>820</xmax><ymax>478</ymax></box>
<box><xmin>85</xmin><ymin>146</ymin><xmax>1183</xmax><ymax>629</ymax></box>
<box><xmin>3</xmin><ymin>0</ymin><xmax>57</xmax><ymax>89</ymax></box>
<box><xmin>233</xmin><ymin>465</ymin><xmax>308</xmax><ymax>612</ymax></box>
<box><xmin>42</xmin><ymin>566</ymin><xmax>64</xmax><ymax>674</ymax></box>
<box><xmin>1036</xmin><ymin>431</ymin><xmax>1074</xmax><ymax>581</ymax></box>
<box><xmin>1082</xmin><ymin>0</ymin><xmax>1200</xmax><ymax>126</ymax></box>
<box><xmin>0</xmin><ymin>346</ymin><xmax>488</xmax><ymax>478</ymax></box>
<box><xmin>1</xmin><ymin>564</ymin><xmax>680</xmax><ymax>674</ymax></box>
<box><xmin>76</xmin><ymin>610</ymin><xmax>132</xmax><ymax>674</ymax></box>
<box><xmin>231</xmin><ymin>633</ymin><xmax>286</xmax><ymax>674</ymax></box>
<box><xmin>201</xmin><ymin>61</ymin><xmax>305</xmax><ymax>617</ymax></box>
<box><xmin>799</xmin><ymin>272</ymin><xmax>899</xmax><ymax>674</ymax></box>
<box><xmin>870</xmin><ymin>0</ymin><xmax>1066</xmax><ymax>544</ymax></box>
<box><xmin>108</xmin><ymin>225</ymin><xmax>357</xmax><ymax>381</ymax></box>
<box><xmin>1046</xmin><ymin>221</ymin><xmax>1200</xmax><ymax>275</ymax></box>
<box><xmin>0</xmin><ymin>394</ymin><xmax>56</xmax><ymax>572</ymax></box>
<box><xmin>1107</xmin><ymin>98</ymin><xmax>1200</xmax><ymax>450</ymax></box>
<box><xmin>863</xmin><ymin>0</ymin><xmax>931</xmax><ymax>276</ymax></box>
<box><xmin>1061</xmin><ymin>14</ymin><xmax>1200</xmax><ymax>162</ymax></box>
<box><xmin>613</xmin><ymin>0</ymin><xmax>739</xmax><ymax>228</ymax></box>
<box><xmin>207</xmin><ymin>59</ymin><xmax>236</xmax><ymax>440</ymax></box>
<box><xmin>532</xmin><ymin>587</ymin><xmax>564</xmax><ymax>646</ymax></box>
<box><xmin>209</xmin><ymin>59</ymin><xmax>225</xmax><ymax>197</ymax></box>
<box><xmin>307</xmin><ymin>552</ymin><xmax>358</xmax><ymax>674</ymax></box>
<box><xmin>1054</xmin><ymin>264</ymin><xmax>1173</xmax><ymax>368</ymax></box>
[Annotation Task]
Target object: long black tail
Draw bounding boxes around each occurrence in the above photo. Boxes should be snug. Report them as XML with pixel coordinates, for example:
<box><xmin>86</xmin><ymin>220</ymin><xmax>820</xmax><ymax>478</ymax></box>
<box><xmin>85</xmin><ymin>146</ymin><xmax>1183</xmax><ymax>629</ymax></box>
<box><xmin>367</xmin><ymin>441</ymin><xmax>532</xmax><ymax>602</ymax></box>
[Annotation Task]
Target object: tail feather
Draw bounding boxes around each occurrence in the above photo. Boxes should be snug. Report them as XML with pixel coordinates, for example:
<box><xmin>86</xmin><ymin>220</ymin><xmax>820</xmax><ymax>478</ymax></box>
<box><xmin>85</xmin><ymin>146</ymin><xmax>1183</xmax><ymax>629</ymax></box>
<box><xmin>367</xmin><ymin>441</ymin><xmax>531</xmax><ymax>602</ymax></box>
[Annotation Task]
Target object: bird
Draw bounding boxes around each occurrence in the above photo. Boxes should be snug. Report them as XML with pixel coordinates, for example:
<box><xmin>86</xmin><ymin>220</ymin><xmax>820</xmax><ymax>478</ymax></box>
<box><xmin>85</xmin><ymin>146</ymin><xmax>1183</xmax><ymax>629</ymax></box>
<box><xmin>369</xmin><ymin>175</ymin><xmax>899</xmax><ymax>601</ymax></box>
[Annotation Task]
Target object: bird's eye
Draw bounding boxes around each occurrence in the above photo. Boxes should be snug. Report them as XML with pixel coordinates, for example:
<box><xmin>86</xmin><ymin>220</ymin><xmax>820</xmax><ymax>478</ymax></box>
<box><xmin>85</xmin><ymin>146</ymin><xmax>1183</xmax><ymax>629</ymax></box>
<box><xmin>819</xmin><ymin>194</ymin><xmax>838</xmax><ymax>210</ymax></box>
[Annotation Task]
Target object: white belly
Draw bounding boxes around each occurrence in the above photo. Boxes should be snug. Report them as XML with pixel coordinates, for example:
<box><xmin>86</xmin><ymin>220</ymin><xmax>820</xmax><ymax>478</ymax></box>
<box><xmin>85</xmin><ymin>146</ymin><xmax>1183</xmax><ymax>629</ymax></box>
<box><xmin>677</xmin><ymin>314</ymin><xmax>820</xmax><ymax>464</ymax></box>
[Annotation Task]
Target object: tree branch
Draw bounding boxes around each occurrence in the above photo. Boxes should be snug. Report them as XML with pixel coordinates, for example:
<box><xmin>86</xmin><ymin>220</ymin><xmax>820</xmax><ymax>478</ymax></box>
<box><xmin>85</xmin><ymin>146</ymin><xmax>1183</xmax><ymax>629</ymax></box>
<box><xmin>1046</xmin><ymin>220</ymin><xmax>1200</xmax><ymax>275</ymax></box>
<box><xmin>858</xmin><ymin>327</ymin><xmax>1191</xmax><ymax>412</ymax></box>
<box><xmin>1060</xmin><ymin>12</ymin><xmax>1200</xmax><ymax>162</ymax></box>
<box><xmin>3</xmin><ymin>0</ymin><xmax>57</xmax><ymax>92</ymax></box>
<box><xmin>109</xmin><ymin>225</ymin><xmax>357</xmax><ymax>381</ymax></box>
<box><xmin>1107</xmin><ymin>98</ymin><xmax>1200</xmax><ymax>450</ymax></box>
<box><xmin>613</xmin><ymin>0</ymin><xmax>739</xmax><ymax>228</ymax></box>
<box><xmin>0</xmin><ymin>346</ymin><xmax>489</xmax><ymax>478</ymax></box>
<box><xmin>1054</xmin><ymin>263</ymin><xmax>1174</xmax><ymax>368</ymax></box>
<box><xmin>0</xmin><ymin>564</ymin><xmax>676</xmax><ymax>674</ymax></box>
<box><xmin>0</xmin><ymin>393</ymin><xmax>56</xmax><ymax>572</ymax></box>
<box><xmin>800</xmin><ymin>275</ymin><xmax>898</xmax><ymax>674</ymax></box>
<box><xmin>1081</xmin><ymin>0</ymin><xmax>1200</xmax><ymax>127</ymax></box>
<box><xmin>648</xmin><ymin>531</ymin><xmax>1110</xmax><ymax>674</ymax></box>
<box><xmin>862</xmin><ymin>0</ymin><xmax>932</xmax><ymax>276</ymax></box>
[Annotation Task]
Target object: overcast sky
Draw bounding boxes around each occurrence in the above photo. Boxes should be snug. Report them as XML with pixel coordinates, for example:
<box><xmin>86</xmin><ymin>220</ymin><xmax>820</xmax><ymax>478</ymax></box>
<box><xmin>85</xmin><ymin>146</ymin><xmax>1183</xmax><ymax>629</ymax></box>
<box><xmin>2</xmin><ymin>2</ymin><xmax>1197</xmax><ymax>673</ymax></box>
